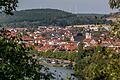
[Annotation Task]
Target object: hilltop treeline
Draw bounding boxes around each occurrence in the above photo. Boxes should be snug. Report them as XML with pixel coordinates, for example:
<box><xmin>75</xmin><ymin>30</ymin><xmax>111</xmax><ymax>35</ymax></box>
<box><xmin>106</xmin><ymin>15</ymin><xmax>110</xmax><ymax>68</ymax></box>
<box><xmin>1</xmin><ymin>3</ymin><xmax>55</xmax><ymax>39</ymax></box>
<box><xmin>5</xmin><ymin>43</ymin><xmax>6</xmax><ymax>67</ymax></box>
<box><xmin>0</xmin><ymin>9</ymin><xmax>111</xmax><ymax>27</ymax></box>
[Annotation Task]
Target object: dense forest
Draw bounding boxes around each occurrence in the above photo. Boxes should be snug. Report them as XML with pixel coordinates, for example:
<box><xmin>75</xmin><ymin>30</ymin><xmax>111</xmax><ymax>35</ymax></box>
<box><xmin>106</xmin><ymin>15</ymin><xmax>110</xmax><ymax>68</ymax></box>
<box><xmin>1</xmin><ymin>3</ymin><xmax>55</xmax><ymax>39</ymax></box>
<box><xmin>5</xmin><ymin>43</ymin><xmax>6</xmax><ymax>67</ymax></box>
<box><xmin>74</xmin><ymin>46</ymin><xmax>120</xmax><ymax>80</ymax></box>
<box><xmin>0</xmin><ymin>9</ymin><xmax>112</xmax><ymax>27</ymax></box>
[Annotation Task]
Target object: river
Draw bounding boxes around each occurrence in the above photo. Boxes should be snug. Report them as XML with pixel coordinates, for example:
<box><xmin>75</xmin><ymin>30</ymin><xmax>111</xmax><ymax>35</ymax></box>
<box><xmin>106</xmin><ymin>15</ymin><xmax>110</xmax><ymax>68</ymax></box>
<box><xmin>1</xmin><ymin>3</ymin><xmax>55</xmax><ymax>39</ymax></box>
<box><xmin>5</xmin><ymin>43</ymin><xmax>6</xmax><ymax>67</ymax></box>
<box><xmin>48</xmin><ymin>66</ymin><xmax>78</xmax><ymax>80</ymax></box>
<box><xmin>39</xmin><ymin>58</ymin><xmax>78</xmax><ymax>80</ymax></box>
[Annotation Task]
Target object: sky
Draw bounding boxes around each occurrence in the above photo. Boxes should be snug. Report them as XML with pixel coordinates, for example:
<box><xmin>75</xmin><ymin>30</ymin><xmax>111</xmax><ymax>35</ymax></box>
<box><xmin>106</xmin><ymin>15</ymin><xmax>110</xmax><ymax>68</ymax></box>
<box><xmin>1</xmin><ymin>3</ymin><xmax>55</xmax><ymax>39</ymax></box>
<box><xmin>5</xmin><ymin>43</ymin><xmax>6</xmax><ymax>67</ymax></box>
<box><xmin>17</xmin><ymin>0</ymin><xmax>118</xmax><ymax>14</ymax></box>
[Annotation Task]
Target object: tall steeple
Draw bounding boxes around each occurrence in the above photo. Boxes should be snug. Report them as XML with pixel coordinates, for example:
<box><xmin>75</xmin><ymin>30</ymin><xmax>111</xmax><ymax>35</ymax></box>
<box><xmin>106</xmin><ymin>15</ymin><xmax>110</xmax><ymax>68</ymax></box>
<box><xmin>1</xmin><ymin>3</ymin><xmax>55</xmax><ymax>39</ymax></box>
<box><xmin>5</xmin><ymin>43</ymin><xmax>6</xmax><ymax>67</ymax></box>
<box><xmin>70</xmin><ymin>36</ymin><xmax>74</xmax><ymax>42</ymax></box>
<box><xmin>85</xmin><ymin>32</ymin><xmax>91</xmax><ymax>39</ymax></box>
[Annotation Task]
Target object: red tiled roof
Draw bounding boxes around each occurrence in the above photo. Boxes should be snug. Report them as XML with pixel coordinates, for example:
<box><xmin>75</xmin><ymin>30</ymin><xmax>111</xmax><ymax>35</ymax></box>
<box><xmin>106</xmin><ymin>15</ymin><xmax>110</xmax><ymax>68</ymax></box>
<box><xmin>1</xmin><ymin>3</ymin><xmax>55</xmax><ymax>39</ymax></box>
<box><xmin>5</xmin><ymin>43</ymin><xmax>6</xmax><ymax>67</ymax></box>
<box><xmin>83</xmin><ymin>39</ymin><xmax>92</xmax><ymax>43</ymax></box>
<box><xmin>30</xmin><ymin>33</ymin><xmax>37</xmax><ymax>37</ymax></box>
<box><xmin>35</xmin><ymin>36</ymin><xmax>47</xmax><ymax>40</ymax></box>
<box><xmin>22</xmin><ymin>36</ymin><xmax>33</xmax><ymax>41</ymax></box>
<box><xmin>113</xmin><ymin>42</ymin><xmax>120</xmax><ymax>46</ymax></box>
<box><xmin>65</xmin><ymin>43</ymin><xmax>77</xmax><ymax>51</ymax></box>
<box><xmin>49</xmin><ymin>38</ymin><xmax>64</xmax><ymax>42</ymax></box>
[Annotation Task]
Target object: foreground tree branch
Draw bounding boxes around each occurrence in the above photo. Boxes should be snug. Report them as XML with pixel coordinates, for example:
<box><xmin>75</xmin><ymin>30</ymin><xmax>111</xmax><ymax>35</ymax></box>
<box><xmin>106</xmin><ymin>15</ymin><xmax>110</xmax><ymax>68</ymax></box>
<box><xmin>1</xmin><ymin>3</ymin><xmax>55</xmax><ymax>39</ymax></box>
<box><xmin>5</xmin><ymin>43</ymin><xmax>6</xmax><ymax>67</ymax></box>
<box><xmin>109</xmin><ymin>0</ymin><xmax>120</xmax><ymax>9</ymax></box>
<box><xmin>0</xmin><ymin>0</ymin><xmax>18</xmax><ymax>15</ymax></box>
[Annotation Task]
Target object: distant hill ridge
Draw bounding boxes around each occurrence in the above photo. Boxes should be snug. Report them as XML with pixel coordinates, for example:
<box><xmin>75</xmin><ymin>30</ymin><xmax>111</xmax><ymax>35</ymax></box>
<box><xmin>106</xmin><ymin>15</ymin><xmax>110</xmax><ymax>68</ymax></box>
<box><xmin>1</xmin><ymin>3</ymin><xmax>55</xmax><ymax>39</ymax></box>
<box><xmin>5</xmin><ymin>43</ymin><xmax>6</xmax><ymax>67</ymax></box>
<box><xmin>0</xmin><ymin>9</ymin><xmax>112</xmax><ymax>27</ymax></box>
<box><xmin>110</xmin><ymin>12</ymin><xmax>120</xmax><ymax>18</ymax></box>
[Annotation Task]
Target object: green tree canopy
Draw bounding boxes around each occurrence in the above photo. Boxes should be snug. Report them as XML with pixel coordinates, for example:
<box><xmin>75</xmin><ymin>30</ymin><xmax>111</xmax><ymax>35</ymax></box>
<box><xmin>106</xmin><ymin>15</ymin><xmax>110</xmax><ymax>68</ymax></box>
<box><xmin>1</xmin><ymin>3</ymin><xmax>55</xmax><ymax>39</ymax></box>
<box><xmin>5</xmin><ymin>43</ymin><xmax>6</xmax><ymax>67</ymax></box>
<box><xmin>0</xmin><ymin>29</ymin><xmax>53</xmax><ymax>80</ymax></box>
<box><xmin>74</xmin><ymin>46</ymin><xmax>120</xmax><ymax>80</ymax></box>
<box><xmin>0</xmin><ymin>0</ymin><xmax>18</xmax><ymax>14</ymax></box>
<box><xmin>109</xmin><ymin>0</ymin><xmax>120</xmax><ymax>9</ymax></box>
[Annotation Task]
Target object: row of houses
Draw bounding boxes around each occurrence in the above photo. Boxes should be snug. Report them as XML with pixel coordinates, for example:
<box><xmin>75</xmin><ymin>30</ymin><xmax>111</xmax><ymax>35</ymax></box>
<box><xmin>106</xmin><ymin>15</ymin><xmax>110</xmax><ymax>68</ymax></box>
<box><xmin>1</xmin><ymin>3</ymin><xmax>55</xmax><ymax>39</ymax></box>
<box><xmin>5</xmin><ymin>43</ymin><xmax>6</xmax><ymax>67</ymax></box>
<box><xmin>4</xmin><ymin>24</ymin><xmax>120</xmax><ymax>52</ymax></box>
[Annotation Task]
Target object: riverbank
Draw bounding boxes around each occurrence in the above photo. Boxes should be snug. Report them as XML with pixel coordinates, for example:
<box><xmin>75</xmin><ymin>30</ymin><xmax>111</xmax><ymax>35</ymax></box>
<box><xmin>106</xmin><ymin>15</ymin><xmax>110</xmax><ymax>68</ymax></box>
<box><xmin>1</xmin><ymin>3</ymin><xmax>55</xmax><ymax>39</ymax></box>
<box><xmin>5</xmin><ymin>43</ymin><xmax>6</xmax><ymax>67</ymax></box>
<box><xmin>38</xmin><ymin>57</ymin><xmax>75</xmax><ymax>69</ymax></box>
<box><xmin>38</xmin><ymin>57</ymin><xmax>78</xmax><ymax>79</ymax></box>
